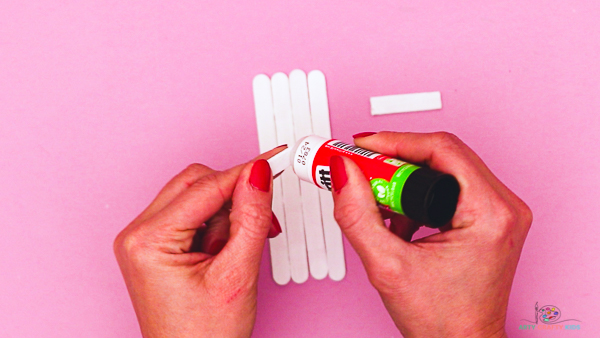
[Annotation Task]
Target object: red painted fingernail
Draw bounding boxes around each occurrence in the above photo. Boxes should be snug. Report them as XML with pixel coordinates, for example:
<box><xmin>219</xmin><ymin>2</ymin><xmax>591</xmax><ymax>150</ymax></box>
<box><xmin>352</xmin><ymin>132</ymin><xmax>376</xmax><ymax>138</ymax></box>
<box><xmin>379</xmin><ymin>208</ymin><xmax>396</xmax><ymax>220</ymax></box>
<box><xmin>249</xmin><ymin>159</ymin><xmax>271</xmax><ymax>192</ymax></box>
<box><xmin>207</xmin><ymin>239</ymin><xmax>227</xmax><ymax>255</ymax></box>
<box><xmin>330</xmin><ymin>156</ymin><xmax>347</xmax><ymax>193</ymax></box>
<box><xmin>268</xmin><ymin>213</ymin><xmax>282</xmax><ymax>238</ymax></box>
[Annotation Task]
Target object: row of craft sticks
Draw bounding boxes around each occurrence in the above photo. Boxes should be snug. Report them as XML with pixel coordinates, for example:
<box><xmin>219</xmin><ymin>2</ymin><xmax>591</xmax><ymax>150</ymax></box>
<box><xmin>253</xmin><ymin>70</ymin><xmax>346</xmax><ymax>285</ymax></box>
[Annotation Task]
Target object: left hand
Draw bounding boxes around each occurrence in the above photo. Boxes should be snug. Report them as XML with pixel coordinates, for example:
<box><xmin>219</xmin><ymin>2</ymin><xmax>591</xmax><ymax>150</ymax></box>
<box><xmin>113</xmin><ymin>147</ymin><xmax>283</xmax><ymax>338</ymax></box>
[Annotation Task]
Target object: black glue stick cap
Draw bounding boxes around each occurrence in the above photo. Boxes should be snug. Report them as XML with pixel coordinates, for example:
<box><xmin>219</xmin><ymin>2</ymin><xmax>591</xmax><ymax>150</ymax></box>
<box><xmin>401</xmin><ymin>168</ymin><xmax>460</xmax><ymax>228</ymax></box>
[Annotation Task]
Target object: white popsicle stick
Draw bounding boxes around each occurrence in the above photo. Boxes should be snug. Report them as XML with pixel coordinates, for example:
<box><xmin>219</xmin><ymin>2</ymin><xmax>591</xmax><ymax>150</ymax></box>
<box><xmin>253</xmin><ymin>74</ymin><xmax>291</xmax><ymax>285</ymax></box>
<box><xmin>307</xmin><ymin>70</ymin><xmax>346</xmax><ymax>281</ymax></box>
<box><xmin>317</xmin><ymin>191</ymin><xmax>344</xmax><ymax>281</ymax></box>
<box><xmin>290</xmin><ymin>69</ymin><xmax>328</xmax><ymax>280</ymax></box>
<box><xmin>307</xmin><ymin>70</ymin><xmax>333</xmax><ymax>139</ymax></box>
<box><xmin>271</xmin><ymin>72</ymin><xmax>309</xmax><ymax>284</ymax></box>
<box><xmin>370</xmin><ymin>92</ymin><xmax>442</xmax><ymax>115</ymax></box>
<box><xmin>253</xmin><ymin>74</ymin><xmax>278</xmax><ymax>151</ymax></box>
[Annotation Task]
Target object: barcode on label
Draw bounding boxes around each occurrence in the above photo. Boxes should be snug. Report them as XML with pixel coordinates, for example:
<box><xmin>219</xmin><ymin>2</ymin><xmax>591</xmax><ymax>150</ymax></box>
<box><xmin>330</xmin><ymin>141</ymin><xmax>379</xmax><ymax>159</ymax></box>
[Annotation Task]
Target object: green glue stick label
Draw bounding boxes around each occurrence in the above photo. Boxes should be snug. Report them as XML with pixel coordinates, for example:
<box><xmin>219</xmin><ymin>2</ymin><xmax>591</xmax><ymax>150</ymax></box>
<box><xmin>370</xmin><ymin>164</ymin><xmax>420</xmax><ymax>215</ymax></box>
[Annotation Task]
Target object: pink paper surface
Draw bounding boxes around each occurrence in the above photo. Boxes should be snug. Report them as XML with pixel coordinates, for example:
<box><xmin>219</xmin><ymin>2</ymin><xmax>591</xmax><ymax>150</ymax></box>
<box><xmin>1</xmin><ymin>1</ymin><xmax>599</xmax><ymax>337</ymax></box>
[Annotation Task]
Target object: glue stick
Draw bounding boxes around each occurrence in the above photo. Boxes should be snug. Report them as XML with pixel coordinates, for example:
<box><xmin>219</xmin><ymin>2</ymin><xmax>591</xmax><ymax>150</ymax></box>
<box><xmin>289</xmin><ymin>135</ymin><xmax>460</xmax><ymax>228</ymax></box>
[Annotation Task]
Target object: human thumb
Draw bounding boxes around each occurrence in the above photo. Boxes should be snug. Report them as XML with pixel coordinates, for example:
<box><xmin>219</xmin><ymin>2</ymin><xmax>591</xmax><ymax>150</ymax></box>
<box><xmin>329</xmin><ymin>156</ymin><xmax>408</xmax><ymax>269</ymax></box>
<box><xmin>219</xmin><ymin>160</ymin><xmax>275</xmax><ymax>274</ymax></box>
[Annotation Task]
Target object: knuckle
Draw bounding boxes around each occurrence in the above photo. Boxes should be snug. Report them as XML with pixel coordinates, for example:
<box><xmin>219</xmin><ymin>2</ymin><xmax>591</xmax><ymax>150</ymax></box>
<box><xmin>112</xmin><ymin>232</ymin><xmax>124</xmax><ymax>257</ymax></box>
<box><xmin>184</xmin><ymin>163</ymin><xmax>211</xmax><ymax>175</ymax></box>
<box><xmin>479</xmin><ymin>193</ymin><xmax>534</xmax><ymax>245</ymax></box>
<box><xmin>484</xmin><ymin>201</ymin><xmax>516</xmax><ymax>244</ymax></box>
<box><xmin>366</xmin><ymin>259</ymin><xmax>405</xmax><ymax>291</ymax></box>
<box><xmin>113</xmin><ymin>229</ymin><xmax>140</xmax><ymax>259</ymax></box>
<box><xmin>196</xmin><ymin>172</ymin><xmax>219</xmax><ymax>190</ymax></box>
<box><xmin>178</xmin><ymin>163</ymin><xmax>213</xmax><ymax>186</ymax></box>
<box><xmin>334</xmin><ymin>201</ymin><xmax>369</xmax><ymax>233</ymax></box>
<box><xmin>231</xmin><ymin>203</ymin><xmax>272</xmax><ymax>240</ymax></box>
<box><xmin>520</xmin><ymin>203</ymin><xmax>534</xmax><ymax>228</ymax></box>
<box><xmin>189</xmin><ymin>173</ymin><xmax>226</xmax><ymax>200</ymax></box>
<box><xmin>433</xmin><ymin>132</ymin><xmax>463</xmax><ymax>149</ymax></box>
<box><xmin>497</xmin><ymin>203</ymin><xmax>518</xmax><ymax>227</ymax></box>
<box><xmin>113</xmin><ymin>223</ymin><xmax>155</xmax><ymax>263</ymax></box>
<box><xmin>162</xmin><ymin>163</ymin><xmax>215</xmax><ymax>193</ymax></box>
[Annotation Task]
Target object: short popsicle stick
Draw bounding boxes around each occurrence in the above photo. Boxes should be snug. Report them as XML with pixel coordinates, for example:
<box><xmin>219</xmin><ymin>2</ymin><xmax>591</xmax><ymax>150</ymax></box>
<box><xmin>370</xmin><ymin>92</ymin><xmax>442</xmax><ymax>115</ymax></box>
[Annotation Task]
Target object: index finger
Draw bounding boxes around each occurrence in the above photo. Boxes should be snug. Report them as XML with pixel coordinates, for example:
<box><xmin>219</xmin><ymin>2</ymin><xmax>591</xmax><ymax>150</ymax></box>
<box><xmin>355</xmin><ymin>132</ymin><xmax>490</xmax><ymax>183</ymax></box>
<box><xmin>153</xmin><ymin>144</ymin><xmax>288</xmax><ymax>229</ymax></box>
<box><xmin>135</xmin><ymin>144</ymin><xmax>288</xmax><ymax>225</ymax></box>
<box><xmin>354</xmin><ymin>131</ymin><xmax>512</xmax><ymax>194</ymax></box>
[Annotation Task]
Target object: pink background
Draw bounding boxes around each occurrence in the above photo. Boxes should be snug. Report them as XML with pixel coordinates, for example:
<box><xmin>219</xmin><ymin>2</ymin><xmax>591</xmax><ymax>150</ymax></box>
<box><xmin>1</xmin><ymin>1</ymin><xmax>599</xmax><ymax>337</ymax></box>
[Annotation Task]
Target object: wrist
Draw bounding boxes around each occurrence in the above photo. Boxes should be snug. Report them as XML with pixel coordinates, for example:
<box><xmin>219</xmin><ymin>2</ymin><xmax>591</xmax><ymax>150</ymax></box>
<box><xmin>390</xmin><ymin>309</ymin><xmax>506</xmax><ymax>338</ymax></box>
<box><xmin>399</xmin><ymin>324</ymin><xmax>506</xmax><ymax>338</ymax></box>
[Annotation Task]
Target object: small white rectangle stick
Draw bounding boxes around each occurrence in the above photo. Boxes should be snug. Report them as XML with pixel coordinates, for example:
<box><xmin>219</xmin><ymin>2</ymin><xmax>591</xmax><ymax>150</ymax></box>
<box><xmin>253</xmin><ymin>74</ymin><xmax>291</xmax><ymax>286</ymax></box>
<box><xmin>370</xmin><ymin>92</ymin><xmax>442</xmax><ymax>115</ymax></box>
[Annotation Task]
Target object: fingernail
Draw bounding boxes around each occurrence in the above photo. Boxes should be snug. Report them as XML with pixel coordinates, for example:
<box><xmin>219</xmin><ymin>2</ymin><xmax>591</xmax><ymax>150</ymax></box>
<box><xmin>268</xmin><ymin>213</ymin><xmax>282</xmax><ymax>238</ymax></box>
<box><xmin>330</xmin><ymin>156</ymin><xmax>347</xmax><ymax>193</ymax></box>
<box><xmin>272</xmin><ymin>144</ymin><xmax>288</xmax><ymax>150</ymax></box>
<box><xmin>379</xmin><ymin>207</ymin><xmax>397</xmax><ymax>220</ymax></box>
<box><xmin>352</xmin><ymin>132</ymin><xmax>376</xmax><ymax>139</ymax></box>
<box><xmin>207</xmin><ymin>239</ymin><xmax>227</xmax><ymax>255</ymax></box>
<box><xmin>250</xmin><ymin>159</ymin><xmax>271</xmax><ymax>192</ymax></box>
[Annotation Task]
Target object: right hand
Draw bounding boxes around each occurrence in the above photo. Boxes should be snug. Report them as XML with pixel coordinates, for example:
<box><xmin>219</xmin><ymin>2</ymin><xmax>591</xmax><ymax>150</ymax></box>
<box><xmin>329</xmin><ymin>132</ymin><xmax>532</xmax><ymax>338</ymax></box>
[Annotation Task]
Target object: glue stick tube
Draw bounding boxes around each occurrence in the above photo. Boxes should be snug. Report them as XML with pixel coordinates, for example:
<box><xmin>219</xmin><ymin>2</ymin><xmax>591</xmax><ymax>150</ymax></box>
<box><xmin>290</xmin><ymin>135</ymin><xmax>460</xmax><ymax>228</ymax></box>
